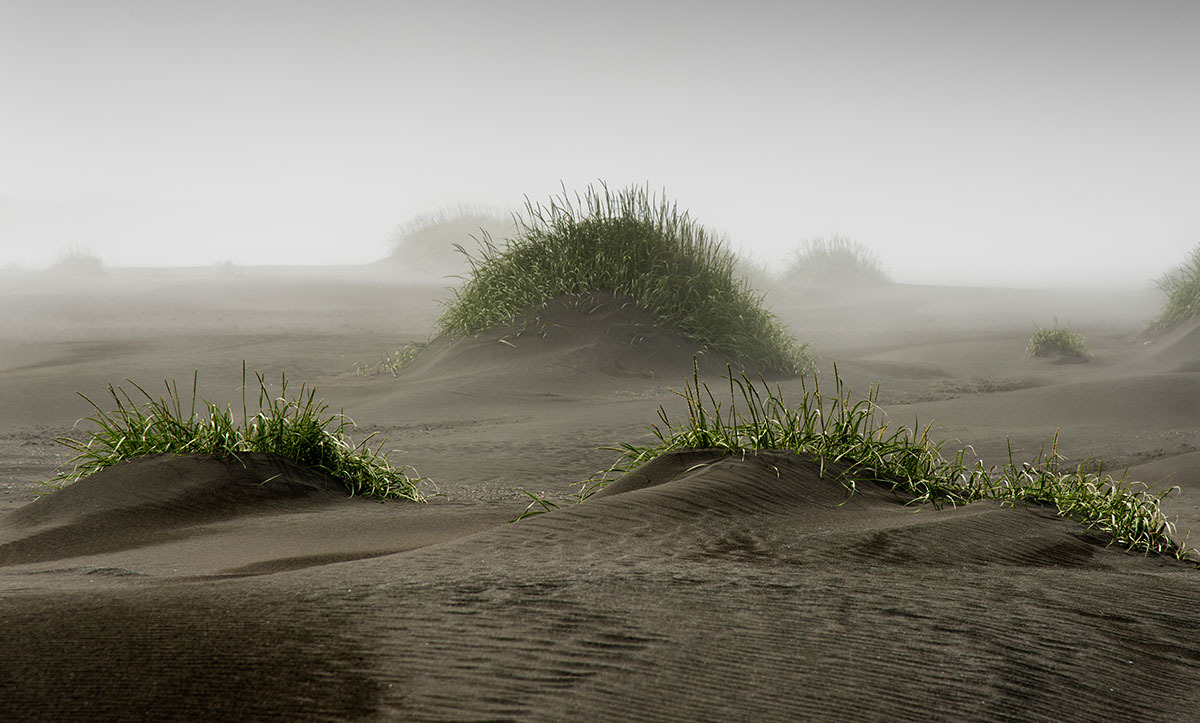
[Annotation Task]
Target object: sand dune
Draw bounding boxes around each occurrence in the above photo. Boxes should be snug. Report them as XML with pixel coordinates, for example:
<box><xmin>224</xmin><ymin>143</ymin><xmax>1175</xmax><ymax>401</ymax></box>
<box><xmin>1140</xmin><ymin>318</ymin><xmax>1200</xmax><ymax>373</ymax></box>
<box><xmin>1</xmin><ymin>269</ymin><xmax>1198</xmax><ymax>720</ymax></box>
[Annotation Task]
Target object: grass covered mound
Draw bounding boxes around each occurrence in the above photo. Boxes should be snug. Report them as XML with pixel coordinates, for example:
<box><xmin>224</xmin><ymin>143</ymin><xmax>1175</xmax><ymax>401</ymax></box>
<box><xmin>1027</xmin><ymin>322</ymin><xmax>1091</xmax><ymax>360</ymax></box>
<box><xmin>436</xmin><ymin>183</ymin><xmax>813</xmax><ymax>375</ymax></box>
<box><xmin>782</xmin><ymin>235</ymin><xmax>891</xmax><ymax>286</ymax></box>
<box><xmin>47</xmin><ymin>366</ymin><xmax>424</xmax><ymax>501</ymax></box>
<box><xmin>1150</xmin><ymin>243</ymin><xmax>1200</xmax><ymax>333</ymax></box>
<box><xmin>521</xmin><ymin>363</ymin><xmax>1192</xmax><ymax>562</ymax></box>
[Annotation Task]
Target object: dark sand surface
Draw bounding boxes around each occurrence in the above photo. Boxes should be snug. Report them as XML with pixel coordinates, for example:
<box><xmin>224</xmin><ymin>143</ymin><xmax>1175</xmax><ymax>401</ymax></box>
<box><xmin>2</xmin><ymin>267</ymin><xmax>1198</xmax><ymax>720</ymax></box>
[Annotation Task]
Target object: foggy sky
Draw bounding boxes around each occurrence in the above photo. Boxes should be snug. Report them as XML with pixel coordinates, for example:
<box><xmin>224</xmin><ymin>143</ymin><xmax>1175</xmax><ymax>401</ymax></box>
<box><xmin>2</xmin><ymin>0</ymin><xmax>1197</xmax><ymax>286</ymax></box>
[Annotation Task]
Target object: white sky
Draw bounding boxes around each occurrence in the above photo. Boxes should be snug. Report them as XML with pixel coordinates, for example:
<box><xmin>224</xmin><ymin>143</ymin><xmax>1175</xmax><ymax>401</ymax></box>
<box><xmin>1</xmin><ymin>0</ymin><xmax>1197</xmax><ymax>285</ymax></box>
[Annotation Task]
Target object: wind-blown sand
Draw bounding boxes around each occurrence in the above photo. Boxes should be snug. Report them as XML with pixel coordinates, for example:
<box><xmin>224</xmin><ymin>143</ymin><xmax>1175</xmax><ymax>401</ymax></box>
<box><xmin>2</xmin><ymin>267</ymin><xmax>1198</xmax><ymax>720</ymax></box>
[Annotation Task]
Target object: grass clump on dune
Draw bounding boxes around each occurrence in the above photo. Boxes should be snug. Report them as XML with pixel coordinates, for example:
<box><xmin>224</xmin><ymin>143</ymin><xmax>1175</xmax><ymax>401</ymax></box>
<box><xmin>46</xmin><ymin>366</ymin><xmax>424</xmax><ymax>501</ymax></box>
<box><xmin>522</xmin><ymin>362</ymin><xmax>1192</xmax><ymax>562</ymax></box>
<box><xmin>1149</xmin><ymin>243</ymin><xmax>1200</xmax><ymax>333</ymax></box>
<box><xmin>437</xmin><ymin>183</ymin><xmax>812</xmax><ymax>375</ymax></box>
<box><xmin>782</xmin><ymin>235</ymin><xmax>891</xmax><ymax>286</ymax></box>
<box><xmin>1027</xmin><ymin>322</ymin><xmax>1091</xmax><ymax>360</ymax></box>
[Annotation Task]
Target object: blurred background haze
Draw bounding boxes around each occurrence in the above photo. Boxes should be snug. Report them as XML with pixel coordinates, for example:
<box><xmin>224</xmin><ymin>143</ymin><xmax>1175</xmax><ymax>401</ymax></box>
<box><xmin>2</xmin><ymin>0</ymin><xmax>1197</xmax><ymax>286</ymax></box>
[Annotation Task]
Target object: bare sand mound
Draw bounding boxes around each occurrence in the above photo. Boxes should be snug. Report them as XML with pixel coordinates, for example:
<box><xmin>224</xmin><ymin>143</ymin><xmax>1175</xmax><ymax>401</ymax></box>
<box><xmin>572</xmin><ymin>450</ymin><xmax>1158</xmax><ymax>569</ymax></box>
<box><xmin>0</xmin><ymin>453</ymin><xmax>351</xmax><ymax>566</ymax></box>
<box><xmin>899</xmin><ymin>373</ymin><xmax>1200</xmax><ymax>435</ymax></box>
<box><xmin>3</xmin><ymin>450</ymin><xmax>1198</xmax><ymax>720</ymax></box>
<box><xmin>1139</xmin><ymin>318</ymin><xmax>1200</xmax><ymax>373</ymax></box>
<box><xmin>404</xmin><ymin>292</ymin><xmax>744</xmax><ymax>384</ymax></box>
<box><xmin>0</xmin><ymin>451</ymin><xmax>513</xmax><ymax>578</ymax></box>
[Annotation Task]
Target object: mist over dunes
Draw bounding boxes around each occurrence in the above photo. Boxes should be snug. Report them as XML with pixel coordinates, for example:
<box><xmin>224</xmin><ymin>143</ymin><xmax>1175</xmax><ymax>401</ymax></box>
<box><xmin>4</xmin><ymin>1</ymin><xmax>1200</xmax><ymax>718</ymax></box>
<box><xmin>3</xmin><ymin>2</ymin><xmax>1197</xmax><ymax>284</ymax></box>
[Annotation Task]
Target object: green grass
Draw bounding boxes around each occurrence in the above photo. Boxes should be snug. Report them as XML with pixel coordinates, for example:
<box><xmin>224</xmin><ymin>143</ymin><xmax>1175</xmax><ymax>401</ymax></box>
<box><xmin>388</xmin><ymin>204</ymin><xmax>515</xmax><ymax>274</ymax></box>
<box><xmin>436</xmin><ymin>182</ymin><xmax>813</xmax><ymax>375</ymax></box>
<box><xmin>782</xmin><ymin>235</ymin><xmax>891</xmax><ymax>286</ymax></box>
<box><xmin>45</xmin><ymin>365</ymin><xmax>425</xmax><ymax>501</ymax></box>
<box><xmin>519</xmin><ymin>362</ymin><xmax>1193</xmax><ymax>562</ymax></box>
<box><xmin>355</xmin><ymin>342</ymin><xmax>426</xmax><ymax>377</ymax></box>
<box><xmin>1027</xmin><ymin>322</ymin><xmax>1091</xmax><ymax>360</ymax></box>
<box><xmin>1149</xmin><ymin>243</ymin><xmax>1200</xmax><ymax>332</ymax></box>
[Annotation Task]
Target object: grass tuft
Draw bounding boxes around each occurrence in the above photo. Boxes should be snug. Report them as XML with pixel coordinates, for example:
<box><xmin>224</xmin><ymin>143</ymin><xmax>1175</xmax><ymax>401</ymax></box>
<box><xmin>355</xmin><ymin>343</ymin><xmax>427</xmax><ymax>377</ymax></box>
<box><xmin>520</xmin><ymin>361</ymin><xmax>1193</xmax><ymax>562</ymax></box>
<box><xmin>436</xmin><ymin>182</ymin><xmax>813</xmax><ymax>375</ymax></box>
<box><xmin>782</xmin><ymin>235</ymin><xmax>891</xmax><ymax>286</ymax></box>
<box><xmin>1149</xmin><ymin>243</ymin><xmax>1200</xmax><ymax>333</ymax></box>
<box><xmin>1027</xmin><ymin>321</ymin><xmax>1091</xmax><ymax>360</ymax></box>
<box><xmin>45</xmin><ymin>364</ymin><xmax>424</xmax><ymax>501</ymax></box>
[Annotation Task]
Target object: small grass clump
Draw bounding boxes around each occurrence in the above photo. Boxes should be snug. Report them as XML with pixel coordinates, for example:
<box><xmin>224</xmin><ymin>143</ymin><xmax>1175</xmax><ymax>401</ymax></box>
<box><xmin>1027</xmin><ymin>322</ymin><xmax>1091</xmax><ymax>360</ymax></box>
<box><xmin>1149</xmin><ymin>243</ymin><xmax>1200</xmax><ymax>333</ymax></box>
<box><xmin>520</xmin><ymin>362</ymin><xmax>1192</xmax><ymax>562</ymax></box>
<box><xmin>355</xmin><ymin>342</ymin><xmax>426</xmax><ymax>377</ymax></box>
<box><xmin>782</xmin><ymin>235</ymin><xmax>891</xmax><ymax>286</ymax></box>
<box><xmin>437</xmin><ymin>183</ymin><xmax>812</xmax><ymax>375</ymax></box>
<box><xmin>46</xmin><ymin>366</ymin><xmax>424</xmax><ymax>501</ymax></box>
<box><xmin>388</xmin><ymin>205</ymin><xmax>515</xmax><ymax>275</ymax></box>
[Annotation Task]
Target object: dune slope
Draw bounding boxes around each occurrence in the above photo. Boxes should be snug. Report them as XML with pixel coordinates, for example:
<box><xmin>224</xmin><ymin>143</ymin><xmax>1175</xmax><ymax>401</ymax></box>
<box><xmin>2</xmin><ymin>450</ymin><xmax>1198</xmax><ymax>720</ymax></box>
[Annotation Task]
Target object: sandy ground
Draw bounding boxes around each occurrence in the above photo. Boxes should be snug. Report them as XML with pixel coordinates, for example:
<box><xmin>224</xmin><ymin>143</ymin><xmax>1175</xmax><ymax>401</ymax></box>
<box><xmin>1</xmin><ymin>265</ymin><xmax>1198</xmax><ymax>720</ymax></box>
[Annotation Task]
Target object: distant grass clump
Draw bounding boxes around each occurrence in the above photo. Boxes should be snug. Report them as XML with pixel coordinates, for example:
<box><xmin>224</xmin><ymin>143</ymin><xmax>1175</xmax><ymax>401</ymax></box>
<box><xmin>48</xmin><ymin>242</ymin><xmax>104</xmax><ymax>274</ymax></box>
<box><xmin>520</xmin><ymin>363</ymin><xmax>1192</xmax><ymax>562</ymax></box>
<box><xmin>46</xmin><ymin>366</ymin><xmax>424</xmax><ymax>501</ymax></box>
<box><xmin>1027</xmin><ymin>322</ymin><xmax>1091</xmax><ymax>360</ymax></box>
<box><xmin>1149</xmin><ymin>243</ymin><xmax>1200</xmax><ymax>333</ymax></box>
<box><xmin>388</xmin><ymin>205</ymin><xmax>515</xmax><ymax>275</ymax></box>
<box><xmin>732</xmin><ymin>251</ymin><xmax>775</xmax><ymax>297</ymax></box>
<box><xmin>782</xmin><ymin>235</ymin><xmax>891</xmax><ymax>286</ymax></box>
<box><xmin>436</xmin><ymin>183</ymin><xmax>812</xmax><ymax>375</ymax></box>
